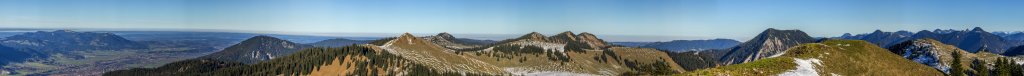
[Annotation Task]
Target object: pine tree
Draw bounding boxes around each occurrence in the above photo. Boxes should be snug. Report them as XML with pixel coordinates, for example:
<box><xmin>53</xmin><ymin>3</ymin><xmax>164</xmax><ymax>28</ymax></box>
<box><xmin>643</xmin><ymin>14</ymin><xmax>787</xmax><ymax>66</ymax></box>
<box><xmin>950</xmin><ymin>51</ymin><xmax>964</xmax><ymax>76</ymax></box>
<box><xmin>995</xmin><ymin>57</ymin><xmax>1014</xmax><ymax>76</ymax></box>
<box><xmin>972</xmin><ymin>58</ymin><xmax>989</xmax><ymax>76</ymax></box>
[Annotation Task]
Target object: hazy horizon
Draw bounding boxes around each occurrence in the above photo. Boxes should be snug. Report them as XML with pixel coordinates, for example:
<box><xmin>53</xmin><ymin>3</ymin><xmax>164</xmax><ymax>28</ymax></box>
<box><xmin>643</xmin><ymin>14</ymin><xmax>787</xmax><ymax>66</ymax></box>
<box><xmin>2</xmin><ymin>0</ymin><xmax>1023</xmax><ymax>41</ymax></box>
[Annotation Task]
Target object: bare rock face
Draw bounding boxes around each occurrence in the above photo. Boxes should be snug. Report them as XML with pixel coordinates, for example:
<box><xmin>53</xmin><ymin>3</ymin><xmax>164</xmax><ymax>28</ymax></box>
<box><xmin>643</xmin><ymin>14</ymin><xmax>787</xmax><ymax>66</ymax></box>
<box><xmin>718</xmin><ymin>28</ymin><xmax>815</xmax><ymax>65</ymax></box>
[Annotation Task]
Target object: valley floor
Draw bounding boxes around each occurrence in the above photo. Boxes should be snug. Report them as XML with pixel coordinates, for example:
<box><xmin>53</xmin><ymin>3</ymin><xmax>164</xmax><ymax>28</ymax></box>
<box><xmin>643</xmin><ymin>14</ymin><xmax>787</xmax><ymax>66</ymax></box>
<box><xmin>1</xmin><ymin>47</ymin><xmax>216</xmax><ymax>76</ymax></box>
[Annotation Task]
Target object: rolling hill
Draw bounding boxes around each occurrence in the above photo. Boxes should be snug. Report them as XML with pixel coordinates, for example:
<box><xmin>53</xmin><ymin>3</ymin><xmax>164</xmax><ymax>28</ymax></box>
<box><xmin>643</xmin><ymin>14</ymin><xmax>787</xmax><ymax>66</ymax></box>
<box><xmin>199</xmin><ymin>35</ymin><xmax>312</xmax><ymax>64</ymax></box>
<box><xmin>1004</xmin><ymin>46</ymin><xmax>1024</xmax><ymax>56</ymax></box>
<box><xmin>0</xmin><ymin>30</ymin><xmax>147</xmax><ymax>52</ymax></box>
<box><xmin>0</xmin><ymin>45</ymin><xmax>35</xmax><ymax>65</ymax></box>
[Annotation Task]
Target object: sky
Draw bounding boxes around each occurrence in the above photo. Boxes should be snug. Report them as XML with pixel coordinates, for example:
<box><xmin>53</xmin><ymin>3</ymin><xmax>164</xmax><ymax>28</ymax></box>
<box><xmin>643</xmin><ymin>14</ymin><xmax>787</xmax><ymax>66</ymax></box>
<box><xmin>1</xmin><ymin>0</ymin><xmax>1023</xmax><ymax>41</ymax></box>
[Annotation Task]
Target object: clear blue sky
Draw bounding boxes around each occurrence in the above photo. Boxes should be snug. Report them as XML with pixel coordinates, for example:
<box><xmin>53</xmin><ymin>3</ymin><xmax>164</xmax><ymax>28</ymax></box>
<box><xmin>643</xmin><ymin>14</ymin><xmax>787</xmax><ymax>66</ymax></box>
<box><xmin>1</xmin><ymin>0</ymin><xmax>1023</xmax><ymax>41</ymax></box>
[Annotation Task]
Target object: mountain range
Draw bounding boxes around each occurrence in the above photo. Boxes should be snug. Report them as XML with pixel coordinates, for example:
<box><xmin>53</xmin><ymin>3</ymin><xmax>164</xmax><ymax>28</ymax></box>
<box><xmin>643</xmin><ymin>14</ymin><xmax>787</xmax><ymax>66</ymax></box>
<box><xmin>637</xmin><ymin>39</ymin><xmax>740</xmax><ymax>52</ymax></box>
<box><xmin>838</xmin><ymin>30</ymin><xmax>913</xmax><ymax>47</ymax></box>
<box><xmin>841</xmin><ymin>27</ymin><xmax>1020</xmax><ymax>54</ymax></box>
<box><xmin>93</xmin><ymin>28</ymin><xmax>1024</xmax><ymax>76</ymax></box>
<box><xmin>993</xmin><ymin>31</ymin><xmax>1024</xmax><ymax>42</ymax></box>
<box><xmin>106</xmin><ymin>31</ymin><xmax>689</xmax><ymax>75</ymax></box>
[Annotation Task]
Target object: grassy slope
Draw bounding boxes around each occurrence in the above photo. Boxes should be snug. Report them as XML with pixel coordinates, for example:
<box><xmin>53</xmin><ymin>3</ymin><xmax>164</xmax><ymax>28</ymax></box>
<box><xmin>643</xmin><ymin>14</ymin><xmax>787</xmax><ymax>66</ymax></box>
<box><xmin>378</xmin><ymin>34</ymin><xmax>507</xmax><ymax>74</ymax></box>
<box><xmin>682</xmin><ymin>40</ymin><xmax>943</xmax><ymax>76</ymax></box>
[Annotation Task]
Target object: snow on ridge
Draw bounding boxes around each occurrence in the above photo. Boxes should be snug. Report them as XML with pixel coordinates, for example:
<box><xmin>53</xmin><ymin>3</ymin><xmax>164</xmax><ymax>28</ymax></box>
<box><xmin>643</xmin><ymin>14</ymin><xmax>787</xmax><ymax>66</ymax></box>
<box><xmin>508</xmin><ymin>40</ymin><xmax>566</xmax><ymax>52</ymax></box>
<box><xmin>504</xmin><ymin>68</ymin><xmax>598</xmax><ymax>76</ymax></box>
<box><xmin>779</xmin><ymin>58</ymin><xmax>822</xmax><ymax>76</ymax></box>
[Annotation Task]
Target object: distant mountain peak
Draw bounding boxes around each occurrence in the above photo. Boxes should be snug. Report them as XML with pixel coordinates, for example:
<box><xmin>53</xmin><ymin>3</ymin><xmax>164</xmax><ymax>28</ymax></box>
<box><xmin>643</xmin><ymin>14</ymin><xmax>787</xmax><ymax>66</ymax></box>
<box><xmin>250</xmin><ymin>35</ymin><xmax>282</xmax><ymax>40</ymax></box>
<box><xmin>555</xmin><ymin>31</ymin><xmax>576</xmax><ymax>37</ymax></box>
<box><xmin>760</xmin><ymin>28</ymin><xmax>806</xmax><ymax>35</ymax></box>
<box><xmin>917</xmin><ymin>30</ymin><xmax>934</xmax><ymax>34</ymax></box>
<box><xmin>54</xmin><ymin>30</ymin><xmax>76</xmax><ymax>33</ymax></box>
<box><xmin>574</xmin><ymin>32</ymin><xmax>609</xmax><ymax>48</ymax></box>
<box><xmin>578</xmin><ymin>32</ymin><xmax>595</xmax><ymax>36</ymax></box>
<box><xmin>400</xmin><ymin>33</ymin><xmax>416</xmax><ymax>38</ymax></box>
<box><xmin>841</xmin><ymin>33</ymin><xmax>854</xmax><ymax>37</ymax></box>
<box><xmin>896</xmin><ymin>30</ymin><xmax>912</xmax><ymax>33</ymax></box>
<box><xmin>434</xmin><ymin>32</ymin><xmax>454</xmax><ymax>39</ymax></box>
<box><xmin>548</xmin><ymin>31</ymin><xmax>579</xmax><ymax>43</ymax></box>
<box><xmin>557</xmin><ymin>31</ymin><xmax>575</xmax><ymax>35</ymax></box>
<box><xmin>437</xmin><ymin>32</ymin><xmax>454</xmax><ymax>38</ymax></box>
<box><xmin>971</xmin><ymin>27</ymin><xmax>986</xmax><ymax>32</ymax></box>
<box><xmin>873</xmin><ymin>29</ymin><xmax>884</xmax><ymax>33</ymax></box>
<box><xmin>517</xmin><ymin>32</ymin><xmax>547</xmax><ymax>40</ymax></box>
<box><xmin>240</xmin><ymin>35</ymin><xmax>294</xmax><ymax>47</ymax></box>
<box><xmin>576</xmin><ymin>32</ymin><xmax>600</xmax><ymax>40</ymax></box>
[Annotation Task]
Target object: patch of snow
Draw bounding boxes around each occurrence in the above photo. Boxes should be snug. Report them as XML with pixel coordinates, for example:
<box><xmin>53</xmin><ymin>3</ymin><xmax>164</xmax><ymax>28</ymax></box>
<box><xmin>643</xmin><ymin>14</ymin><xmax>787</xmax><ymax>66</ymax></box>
<box><xmin>779</xmin><ymin>58</ymin><xmax>822</xmax><ymax>76</ymax></box>
<box><xmin>3</xmin><ymin>40</ymin><xmax>41</xmax><ymax>46</ymax></box>
<box><xmin>508</xmin><ymin>41</ymin><xmax>566</xmax><ymax>52</ymax></box>
<box><xmin>769</xmin><ymin>52</ymin><xmax>786</xmax><ymax>58</ymax></box>
<box><xmin>504</xmin><ymin>68</ymin><xmax>598</xmax><ymax>76</ymax></box>
<box><xmin>282</xmin><ymin>41</ymin><xmax>294</xmax><ymax>49</ymax></box>
<box><xmin>830</xmin><ymin>73</ymin><xmax>841</xmax><ymax>76</ymax></box>
<box><xmin>266</xmin><ymin>52</ymin><xmax>275</xmax><ymax>59</ymax></box>
<box><xmin>251</xmin><ymin>51</ymin><xmax>260</xmax><ymax>59</ymax></box>
<box><xmin>1</xmin><ymin>70</ymin><xmax>8</xmax><ymax>75</ymax></box>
